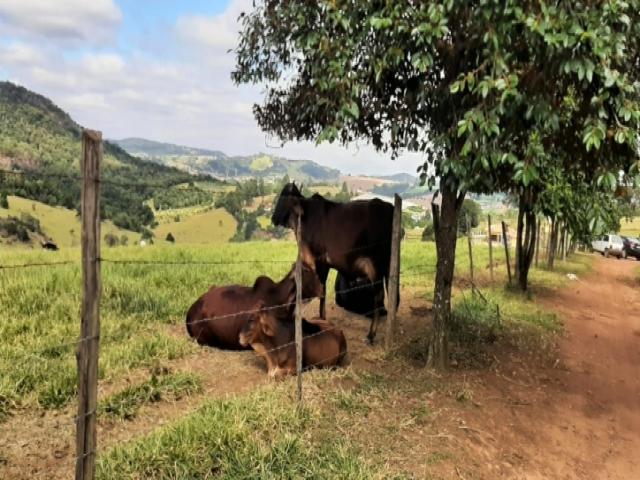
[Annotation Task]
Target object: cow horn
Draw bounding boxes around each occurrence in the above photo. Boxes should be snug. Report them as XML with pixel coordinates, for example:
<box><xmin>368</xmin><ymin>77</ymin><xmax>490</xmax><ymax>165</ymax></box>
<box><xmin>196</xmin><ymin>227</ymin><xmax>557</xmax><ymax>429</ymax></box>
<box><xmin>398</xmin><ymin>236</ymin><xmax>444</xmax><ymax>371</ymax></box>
<box><xmin>299</xmin><ymin>183</ymin><xmax>304</xmax><ymax>193</ymax></box>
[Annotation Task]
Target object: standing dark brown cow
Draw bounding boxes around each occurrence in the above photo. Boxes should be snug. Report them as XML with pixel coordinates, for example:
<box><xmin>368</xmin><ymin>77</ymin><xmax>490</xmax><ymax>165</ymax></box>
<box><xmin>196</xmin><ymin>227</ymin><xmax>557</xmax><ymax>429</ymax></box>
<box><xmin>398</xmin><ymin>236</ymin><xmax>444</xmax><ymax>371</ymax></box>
<box><xmin>271</xmin><ymin>183</ymin><xmax>396</xmax><ymax>343</ymax></box>
<box><xmin>185</xmin><ymin>264</ymin><xmax>323</xmax><ymax>350</ymax></box>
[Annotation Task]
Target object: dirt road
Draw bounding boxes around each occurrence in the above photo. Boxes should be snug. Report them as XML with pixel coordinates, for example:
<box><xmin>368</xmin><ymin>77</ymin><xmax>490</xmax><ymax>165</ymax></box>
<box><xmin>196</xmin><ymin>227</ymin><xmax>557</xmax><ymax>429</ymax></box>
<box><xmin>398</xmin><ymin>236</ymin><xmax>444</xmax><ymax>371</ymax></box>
<box><xmin>534</xmin><ymin>256</ymin><xmax>640</xmax><ymax>479</ymax></box>
<box><xmin>470</xmin><ymin>256</ymin><xmax>640</xmax><ymax>479</ymax></box>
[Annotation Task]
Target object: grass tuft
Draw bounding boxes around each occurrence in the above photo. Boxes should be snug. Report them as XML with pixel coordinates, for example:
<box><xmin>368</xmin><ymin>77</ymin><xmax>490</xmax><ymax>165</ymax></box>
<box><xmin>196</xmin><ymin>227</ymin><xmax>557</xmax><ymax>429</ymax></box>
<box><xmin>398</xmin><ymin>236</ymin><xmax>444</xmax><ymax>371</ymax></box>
<box><xmin>100</xmin><ymin>371</ymin><xmax>202</xmax><ymax>420</ymax></box>
<box><xmin>96</xmin><ymin>385</ymin><xmax>376</xmax><ymax>479</ymax></box>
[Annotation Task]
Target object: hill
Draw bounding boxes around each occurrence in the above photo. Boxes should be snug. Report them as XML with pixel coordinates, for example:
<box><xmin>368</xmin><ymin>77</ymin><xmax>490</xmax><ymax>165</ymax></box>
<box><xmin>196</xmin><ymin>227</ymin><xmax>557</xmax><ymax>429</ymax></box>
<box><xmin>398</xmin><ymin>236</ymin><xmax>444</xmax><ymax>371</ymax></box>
<box><xmin>153</xmin><ymin>207</ymin><xmax>236</xmax><ymax>244</ymax></box>
<box><xmin>374</xmin><ymin>173</ymin><xmax>417</xmax><ymax>184</ymax></box>
<box><xmin>0</xmin><ymin>195</ymin><xmax>136</xmax><ymax>248</ymax></box>
<box><xmin>0</xmin><ymin>82</ymin><xmax>222</xmax><ymax>233</ymax></box>
<box><xmin>113</xmin><ymin>137</ymin><xmax>341</xmax><ymax>183</ymax></box>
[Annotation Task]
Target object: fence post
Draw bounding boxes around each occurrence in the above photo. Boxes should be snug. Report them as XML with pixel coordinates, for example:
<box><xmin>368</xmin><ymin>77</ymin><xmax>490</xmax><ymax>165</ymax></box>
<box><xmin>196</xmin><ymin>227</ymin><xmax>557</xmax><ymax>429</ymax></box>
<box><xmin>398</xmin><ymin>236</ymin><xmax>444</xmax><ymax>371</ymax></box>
<box><xmin>294</xmin><ymin>212</ymin><xmax>303</xmax><ymax>403</ymax></box>
<box><xmin>76</xmin><ymin>130</ymin><xmax>102</xmax><ymax>480</ymax></box>
<box><xmin>501</xmin><ymin>221</ymin><xmax>512</xmax><ymax>285</ymax></box>
<box><xmin>466</xmin><ymin>214</ymin><xmax>474</xmax><ymax>283</ymax></box>
<box><xmin>534</xmin><ymin>218</ymin><xmax>541</xmax><ymax>268</ymax></box>
<box><xmin>487</xmin><ymin>214</ymin><xmax>494</xmax><ymax>281</ymax></box>
<box><xmin>385</xmin><ymin>194</ymin><xmax>402</xmax><ymax>350</ymax></box>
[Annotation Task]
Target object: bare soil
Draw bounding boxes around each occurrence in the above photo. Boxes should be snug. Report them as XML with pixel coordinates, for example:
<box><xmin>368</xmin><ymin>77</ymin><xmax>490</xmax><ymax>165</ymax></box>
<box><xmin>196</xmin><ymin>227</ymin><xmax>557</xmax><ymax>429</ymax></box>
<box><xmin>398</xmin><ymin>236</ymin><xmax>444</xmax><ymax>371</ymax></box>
<box><xmin>428</xmin><ymin>256</ymin><xmax>640</xmax><ymax>479</ymax></box>
<box><xmin>1</xmin><ymin>255</ymin><xmax>639</xmax><ymax>479</ymax></box>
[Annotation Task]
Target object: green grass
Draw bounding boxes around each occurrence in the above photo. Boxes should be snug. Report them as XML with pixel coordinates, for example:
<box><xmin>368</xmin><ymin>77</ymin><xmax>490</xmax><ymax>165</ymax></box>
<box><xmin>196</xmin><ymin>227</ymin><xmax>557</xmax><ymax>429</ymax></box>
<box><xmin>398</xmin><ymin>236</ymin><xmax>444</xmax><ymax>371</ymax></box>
<box><xmin>0</xmin><ymin>238</ymin><xmax>589</xmax><ymax>419</ymax></box>
<box><xmin>96</xmin><ymin>385</ymin><xmax>377</xmax><ymax>479</ymax></box>
<box><xmin>0</xmin><ymin>195</ymin><xmax>136</xmax><ymax>248</ymax></box>
<box><xmin>100</xmin><ymin>372</ymin><xmax>202</xmax><ymax>420</ymax></box>
<box><xmin>249</xmin><ymin>154</ymin><xmax>274</xmax><ymax>171</ymax></box>
<box><xmin>620</xmin><ymin>216</ymin><xmax>640</xmax><ymax>237</ymax></box>
<box><xmin>0</xmin><ymin>242</ymin><xmax>298</xmax><ymax>417</ymax></box>
<box><xmin>153</xmin><ymin>207</ymin><xmax>236</xmax><ymax>244</ymax></box>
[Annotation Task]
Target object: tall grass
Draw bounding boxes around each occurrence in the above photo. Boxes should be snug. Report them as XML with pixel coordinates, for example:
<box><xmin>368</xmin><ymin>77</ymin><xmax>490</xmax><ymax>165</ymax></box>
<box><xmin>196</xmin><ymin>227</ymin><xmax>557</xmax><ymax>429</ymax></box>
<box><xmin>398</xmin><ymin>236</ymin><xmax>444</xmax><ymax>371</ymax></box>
<box><xmin>96</xmin><ymin>385</ymin><xmax>377</xmax><ymax>479</ymax></box>
<box><xmin>0</xmin><ymin>238</ymin><xmax>586</xmax><ymax>418</ymax></box>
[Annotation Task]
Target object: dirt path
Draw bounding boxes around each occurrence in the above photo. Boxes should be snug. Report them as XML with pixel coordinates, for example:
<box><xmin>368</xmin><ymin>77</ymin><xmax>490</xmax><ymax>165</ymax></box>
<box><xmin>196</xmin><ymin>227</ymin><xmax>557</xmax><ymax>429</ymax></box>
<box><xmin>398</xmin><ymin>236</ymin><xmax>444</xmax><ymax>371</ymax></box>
<box><xmin>531</xmin><ymin>257</ymin><xmax>640</xmax><ymax>479</ymax></box>
<box><xmin>464</xmin><ymin>256</ymin><xmax>640</xmax><ymax>479</ymax></box>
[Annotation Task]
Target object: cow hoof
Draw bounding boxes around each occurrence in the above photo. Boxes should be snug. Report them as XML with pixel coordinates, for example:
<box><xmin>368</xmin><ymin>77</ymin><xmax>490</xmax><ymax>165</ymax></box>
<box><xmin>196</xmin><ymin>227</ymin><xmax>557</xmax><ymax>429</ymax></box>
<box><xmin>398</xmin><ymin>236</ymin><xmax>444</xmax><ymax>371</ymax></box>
<box><xmin>364</xmin><ymin>336</ymin><xmax>375</xmax><ymax>345</ymax></box>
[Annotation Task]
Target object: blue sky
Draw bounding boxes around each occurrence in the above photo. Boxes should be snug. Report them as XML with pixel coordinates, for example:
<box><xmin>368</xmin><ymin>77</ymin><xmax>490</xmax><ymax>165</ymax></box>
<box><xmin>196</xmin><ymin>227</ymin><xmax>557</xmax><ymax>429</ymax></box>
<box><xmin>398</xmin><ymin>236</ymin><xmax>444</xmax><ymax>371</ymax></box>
<box><xmin>0</xmin><ymin>0</ymin><xmax>422</xmax><ymax>176</ymax></box>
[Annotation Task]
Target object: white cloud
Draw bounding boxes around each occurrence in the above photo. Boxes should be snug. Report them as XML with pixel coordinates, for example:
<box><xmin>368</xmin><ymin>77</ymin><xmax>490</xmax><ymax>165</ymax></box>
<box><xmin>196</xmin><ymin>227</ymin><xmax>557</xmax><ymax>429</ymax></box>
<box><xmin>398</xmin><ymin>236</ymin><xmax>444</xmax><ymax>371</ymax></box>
<box><xmin>0</xmin><ymin>0</ymin><xmax>121</xmax><ymax>45</ymax></box>
<box><xmin>0</xmin><ymin>0</ymin><xmax>422</xmax><ymax>176</ymax></box>
<box><xmin>0</xmin><ymin>42</ymin><xmax>44</xmax><ymax>65</ymax></box>
<box><xmin>81</xmin><ymin>53</ymin><xmax>125</xmax><ymax>76</ymax></box>
<box><xmin>176</xmin><ymin>0</ymin><xmax>250</xmax><ymax>50</ymax></box>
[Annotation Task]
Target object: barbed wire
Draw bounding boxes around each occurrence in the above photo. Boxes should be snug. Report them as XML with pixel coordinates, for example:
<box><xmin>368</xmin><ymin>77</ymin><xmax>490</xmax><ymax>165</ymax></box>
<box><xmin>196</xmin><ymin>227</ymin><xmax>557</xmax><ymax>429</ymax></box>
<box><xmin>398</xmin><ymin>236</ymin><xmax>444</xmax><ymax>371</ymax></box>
<box><xmin>99</xmin><ymin>257</ymin><xmax>292</xmax><ymax>266</ymax></box>
<box><xmin>0</xmin><ymin>260</ymin><xmax>77</xmax><ymax>270</ymax></box>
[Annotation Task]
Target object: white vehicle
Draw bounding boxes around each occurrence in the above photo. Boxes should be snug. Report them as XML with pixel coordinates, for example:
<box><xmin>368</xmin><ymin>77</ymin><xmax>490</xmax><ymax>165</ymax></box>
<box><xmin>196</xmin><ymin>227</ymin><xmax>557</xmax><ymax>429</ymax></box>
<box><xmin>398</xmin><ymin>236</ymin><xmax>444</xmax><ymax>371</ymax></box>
<box><xmin>591</xmin><ymin>234</ymin><xmax>625</xmax><ymax>258</ymax></box>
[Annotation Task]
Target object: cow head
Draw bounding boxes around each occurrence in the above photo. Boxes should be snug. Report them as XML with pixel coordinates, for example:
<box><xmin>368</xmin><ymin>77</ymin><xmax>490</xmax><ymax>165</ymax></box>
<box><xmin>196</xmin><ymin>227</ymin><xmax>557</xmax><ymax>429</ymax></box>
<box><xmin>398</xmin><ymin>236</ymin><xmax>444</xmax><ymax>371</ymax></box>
<box><xmin>239</xmin><ymin>305</ymin><xmax>279</xmax><ymax>348</ymax></box>
<box><xmin>271</xmin><ymin>182</ymin><xmax>304</xmax><ymax>229</ymax></box>
<box><xmin>285</xmin><ymin>263</ymin><xmax>324</xmax><ymax>302</ymax></box>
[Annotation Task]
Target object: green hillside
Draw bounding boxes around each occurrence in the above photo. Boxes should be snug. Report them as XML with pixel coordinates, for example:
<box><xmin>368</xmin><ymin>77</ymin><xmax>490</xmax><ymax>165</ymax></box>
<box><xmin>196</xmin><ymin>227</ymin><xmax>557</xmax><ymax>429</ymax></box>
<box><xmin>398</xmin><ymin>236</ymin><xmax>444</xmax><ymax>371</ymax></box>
<box><xmin>153</xmin><ymin>207</ymin><xmax>236</xmax><ymax>244</ymax></box>
<box><xmin>113</xmin><ymin>137</ymin><xmax>341</xmax><ymax>183</ymax></box>
<box><xmin>0</xmin><ymin>195</ymin><xmax>137</xmax><ymax>248</ymax></box>
<box><xmin>0</xmin><ymin>82</ymin><xmax>223</xmax><ymax>233</ymax></box>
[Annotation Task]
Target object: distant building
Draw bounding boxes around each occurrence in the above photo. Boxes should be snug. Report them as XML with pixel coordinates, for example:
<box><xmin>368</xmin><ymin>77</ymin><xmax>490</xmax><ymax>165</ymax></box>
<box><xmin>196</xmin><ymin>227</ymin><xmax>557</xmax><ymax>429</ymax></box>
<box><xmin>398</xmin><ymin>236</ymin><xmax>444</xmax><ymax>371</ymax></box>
<box><xmin>350</xmin><ymin>193</ymin><xmax>422</xmax><ymax>211</ymax></box>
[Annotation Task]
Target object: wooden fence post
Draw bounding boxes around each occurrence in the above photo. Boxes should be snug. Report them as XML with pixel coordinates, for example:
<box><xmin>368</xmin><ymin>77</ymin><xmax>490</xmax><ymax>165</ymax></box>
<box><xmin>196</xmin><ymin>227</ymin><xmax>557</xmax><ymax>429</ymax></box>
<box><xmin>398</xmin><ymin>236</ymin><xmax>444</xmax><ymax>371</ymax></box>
<box><xmin>501</xmin><ymin>221</ymin><xmax>512</xmax><ymax>285</ymax></box>
<box><xmin>487</xmin><ymin>215</ymin><xmax>494</xmax><ymax>282</ymax></box>
<box><xmin>385</xmin><ymin>194</ymin><xmax>402</xmax><ymax>350</ymax></box>
<box><xmin>76</xmin><ymin>130</ymin><xmax>102</xmax><ymax>480</ymax></box>
<box><xmin>466</xmin><ymin>215</ymin><xmax>474</xmax><ymax>283</ymax></box>
<box><xmin>534</xmin><ymin>218</ymin><xmax>541</xmax><ymax>268</ymax></box>
<box><xmin>294</xmin><ymin>212</ymin><xmax>303</xmax><ymax>403</ymax></box>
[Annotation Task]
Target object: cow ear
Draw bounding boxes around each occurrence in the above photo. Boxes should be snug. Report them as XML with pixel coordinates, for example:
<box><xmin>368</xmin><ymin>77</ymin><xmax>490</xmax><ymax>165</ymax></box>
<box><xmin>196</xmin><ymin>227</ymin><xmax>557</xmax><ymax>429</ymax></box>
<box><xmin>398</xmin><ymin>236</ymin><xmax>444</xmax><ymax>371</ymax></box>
<box><xmin>258</xmin><ymin>311</ymin><xmax>277</xmax><ymax>337</ymax></box>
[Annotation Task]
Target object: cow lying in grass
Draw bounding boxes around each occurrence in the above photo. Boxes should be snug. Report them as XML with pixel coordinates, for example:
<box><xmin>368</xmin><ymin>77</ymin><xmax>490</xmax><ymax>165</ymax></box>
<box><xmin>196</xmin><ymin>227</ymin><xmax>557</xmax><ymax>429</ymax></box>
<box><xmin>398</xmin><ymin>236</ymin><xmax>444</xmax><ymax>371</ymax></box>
<box><xmin>186</xmin><ymin>264</ymin><xmax>324</xmax><ymax>350</ymax></box>
<box><xmin>239</xmin><ymin>307</ymin><xmax>347</xmax><ymax>378</ymax></box>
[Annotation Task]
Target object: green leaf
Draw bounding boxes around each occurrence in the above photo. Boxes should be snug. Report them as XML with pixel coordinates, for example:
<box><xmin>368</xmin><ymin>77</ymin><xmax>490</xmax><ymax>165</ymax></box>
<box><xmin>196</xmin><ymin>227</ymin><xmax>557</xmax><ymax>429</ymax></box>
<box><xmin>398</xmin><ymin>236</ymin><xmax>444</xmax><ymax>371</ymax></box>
<box><xmin>345</xmin><ymin>101</ymin><xmax>360</xmax><ymax>119</ymax></box>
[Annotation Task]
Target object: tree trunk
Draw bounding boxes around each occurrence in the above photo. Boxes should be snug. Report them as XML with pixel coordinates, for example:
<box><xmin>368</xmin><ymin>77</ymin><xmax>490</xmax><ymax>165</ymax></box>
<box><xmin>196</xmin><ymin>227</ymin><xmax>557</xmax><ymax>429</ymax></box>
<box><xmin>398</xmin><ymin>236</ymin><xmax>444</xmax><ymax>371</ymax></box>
<box><xmin>515</xmin><ymin>189</ymin><xmax>537</xmax><ymax>291</ymax></box>
<box><xmin>547</xmin><ymin>218</ymin><xmax>558</xmax><ymax>269</ymax></box>
<box><xmin>427</xmin><ymin>179</ymin><xmax>463</xmax><ymax>370</ymax></box>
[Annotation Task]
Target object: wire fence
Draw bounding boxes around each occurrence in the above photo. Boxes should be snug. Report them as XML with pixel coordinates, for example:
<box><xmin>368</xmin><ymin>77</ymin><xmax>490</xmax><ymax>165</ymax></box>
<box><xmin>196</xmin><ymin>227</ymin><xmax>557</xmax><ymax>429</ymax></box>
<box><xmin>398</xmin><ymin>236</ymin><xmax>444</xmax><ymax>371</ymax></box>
<box><xmin>0</xmin><ymin>121</ymin><xmax>580</xmax><ymax>480</ymax></box>
<box><xmin>1</xmin><ymin>134</ymin><xmax>497</xmax><ymax>480</ymax></box>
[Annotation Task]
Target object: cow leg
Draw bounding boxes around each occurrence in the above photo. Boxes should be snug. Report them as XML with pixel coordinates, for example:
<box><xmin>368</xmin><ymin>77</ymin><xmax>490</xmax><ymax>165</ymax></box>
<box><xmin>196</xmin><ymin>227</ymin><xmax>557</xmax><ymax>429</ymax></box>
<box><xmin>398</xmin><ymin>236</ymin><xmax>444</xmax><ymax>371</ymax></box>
<box><xmin>316</xmin><ymin>263</ymin><xmax>330</xmax><ymax>319</ymax></box>
<box><xmin>366</xmin><ymin>285</ymin><xmax>384</xmax><ymax>344</ymax></box>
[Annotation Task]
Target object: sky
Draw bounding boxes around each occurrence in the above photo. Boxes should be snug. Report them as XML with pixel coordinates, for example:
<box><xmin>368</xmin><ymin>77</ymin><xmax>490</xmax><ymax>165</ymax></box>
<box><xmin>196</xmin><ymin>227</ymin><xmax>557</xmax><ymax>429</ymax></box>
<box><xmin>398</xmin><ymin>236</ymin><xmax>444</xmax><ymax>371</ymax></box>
<box><xmin>0</xmin><ymin>0</ymin><xmax>424</xmax><ymax>176</ymax></box>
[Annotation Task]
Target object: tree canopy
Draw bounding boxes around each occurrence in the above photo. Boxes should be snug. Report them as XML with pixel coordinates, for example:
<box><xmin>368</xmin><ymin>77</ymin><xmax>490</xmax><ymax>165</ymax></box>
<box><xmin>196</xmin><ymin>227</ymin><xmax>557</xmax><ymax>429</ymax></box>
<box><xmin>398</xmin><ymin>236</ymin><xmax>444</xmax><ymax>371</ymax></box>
<box><xmin>234</xmin><ymin>0</ymin><xmax>640</xmax><ymax>367</ymax></box>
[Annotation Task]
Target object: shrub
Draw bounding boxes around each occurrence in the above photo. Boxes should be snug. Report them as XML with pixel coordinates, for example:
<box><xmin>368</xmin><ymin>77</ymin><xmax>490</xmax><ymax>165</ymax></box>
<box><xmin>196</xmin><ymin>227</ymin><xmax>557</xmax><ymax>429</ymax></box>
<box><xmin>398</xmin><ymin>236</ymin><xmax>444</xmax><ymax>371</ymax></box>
<box><xmin>165</xmin><ymin>233</ymin><xmax>175</xmax><ymax>243</ymax></box>
<box><xmin>105</xmin><ymin>233</ymin><xmax>119</xmax><ymax>247</ymax></box>
<box><xmin>421</xmin><ymin>221</ymin><xmax>435</xmax><ymax>241</ymax></box>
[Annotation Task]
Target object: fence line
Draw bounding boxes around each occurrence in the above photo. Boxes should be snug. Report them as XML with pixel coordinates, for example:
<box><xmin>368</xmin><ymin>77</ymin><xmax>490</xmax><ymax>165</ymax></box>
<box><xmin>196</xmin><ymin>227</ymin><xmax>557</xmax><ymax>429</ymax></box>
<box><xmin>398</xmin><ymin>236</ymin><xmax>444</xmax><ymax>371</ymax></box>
<box><xmin>0</xmin><ymin>260</ymin><xmax>77</xmax><ymax>269</ymax></box>
<box><xmin>2</xmin><ymin>136</ymin><xmax>408</xmax><ymax>480</ymax></box>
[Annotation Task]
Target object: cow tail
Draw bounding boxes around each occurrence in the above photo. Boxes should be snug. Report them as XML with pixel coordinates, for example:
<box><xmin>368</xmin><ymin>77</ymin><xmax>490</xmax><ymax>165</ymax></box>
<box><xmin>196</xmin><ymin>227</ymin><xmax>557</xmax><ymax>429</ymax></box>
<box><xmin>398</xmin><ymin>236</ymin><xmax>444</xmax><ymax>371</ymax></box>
<box><xmin>185</xmin><ymin>311</ymin><xmax>193</xmax><ymax>337</ymax></box>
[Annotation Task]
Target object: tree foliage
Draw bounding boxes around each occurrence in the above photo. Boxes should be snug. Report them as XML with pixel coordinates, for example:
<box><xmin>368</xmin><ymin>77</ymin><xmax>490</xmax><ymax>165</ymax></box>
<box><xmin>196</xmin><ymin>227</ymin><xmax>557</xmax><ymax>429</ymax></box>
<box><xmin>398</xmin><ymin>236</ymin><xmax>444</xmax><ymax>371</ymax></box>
<box><xmin>233</xmin><ymin>0</ymin><xmax>640</xmax><ymax>366</ymax></box>
<box><xmin>458</xmin><ymin>199</ymin><xmax>480</xmax><ymax>235</ymax></box>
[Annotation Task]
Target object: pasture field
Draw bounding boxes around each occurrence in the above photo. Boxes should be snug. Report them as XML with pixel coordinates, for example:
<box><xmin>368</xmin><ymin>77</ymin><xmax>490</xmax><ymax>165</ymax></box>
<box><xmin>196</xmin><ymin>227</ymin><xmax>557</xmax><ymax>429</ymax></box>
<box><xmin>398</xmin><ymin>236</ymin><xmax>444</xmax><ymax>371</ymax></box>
<box><xmin>0</xmin><ymin>239</ymin><xmax>593</xmax><ymax>479</ymax></box>
<box><xmin>619</xmin><ymin>216</ymin><xmax>640</xmax><ymax>237</ymax></box>
<box><xmin>0</xmin><ymin>195</ymin><xmax>137</xmax><ymax>248</ymax></box>
<box><xmin>152</xmin><ymin>207</ymin><xmax>236</xmax><ymax>244</ymax></box>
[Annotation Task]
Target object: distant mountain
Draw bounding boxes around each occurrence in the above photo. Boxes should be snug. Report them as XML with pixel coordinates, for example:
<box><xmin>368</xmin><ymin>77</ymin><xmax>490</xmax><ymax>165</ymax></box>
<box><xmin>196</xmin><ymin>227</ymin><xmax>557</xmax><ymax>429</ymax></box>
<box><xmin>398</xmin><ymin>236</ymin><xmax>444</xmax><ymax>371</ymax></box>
<box><xmin>112</xmin><ymin>138</ymin><xmax>341</xmax><ymax>183</ymax></box>
<box><xmin>115</xmin><ymin>137</ymin><xmax>227</xmax><ymax>159</ymax></box>
<box><xmin>375</xmin><ymin>173</ymin><xmax>417</xmax><ymax>184</ymax></box>
<box><xmin>0</xmin><ymin>82</ymin><xmax>217</xmax><ymax>232</ymax></box>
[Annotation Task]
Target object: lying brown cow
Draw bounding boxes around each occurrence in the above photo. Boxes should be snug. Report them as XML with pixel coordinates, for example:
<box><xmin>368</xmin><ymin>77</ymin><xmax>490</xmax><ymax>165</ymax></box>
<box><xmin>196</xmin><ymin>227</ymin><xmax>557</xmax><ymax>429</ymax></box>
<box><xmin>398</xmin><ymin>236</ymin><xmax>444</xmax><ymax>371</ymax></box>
<box><xmin>185</xmin><ymin>264</ymin><xmax>323</xmax><ymax>350</ymax></box>
<box><xmin>239</xmin><ymin>307</ymin><xmax>347</xmax><ymax>378</ymax></box>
